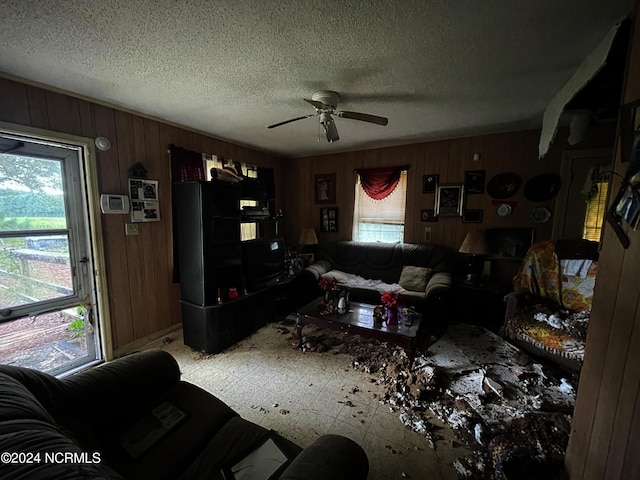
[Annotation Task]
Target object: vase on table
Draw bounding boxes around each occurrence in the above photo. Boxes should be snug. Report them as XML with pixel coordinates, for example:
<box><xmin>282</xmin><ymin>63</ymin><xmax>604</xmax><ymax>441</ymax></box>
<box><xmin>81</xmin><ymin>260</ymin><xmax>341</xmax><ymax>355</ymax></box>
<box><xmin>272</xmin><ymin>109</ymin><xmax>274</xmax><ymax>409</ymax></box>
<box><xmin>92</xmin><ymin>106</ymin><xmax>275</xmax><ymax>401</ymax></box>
<box><xmin>385</xmin><ymin>307</ymin><xmax>399</xmax><ymax>326</ymax></box>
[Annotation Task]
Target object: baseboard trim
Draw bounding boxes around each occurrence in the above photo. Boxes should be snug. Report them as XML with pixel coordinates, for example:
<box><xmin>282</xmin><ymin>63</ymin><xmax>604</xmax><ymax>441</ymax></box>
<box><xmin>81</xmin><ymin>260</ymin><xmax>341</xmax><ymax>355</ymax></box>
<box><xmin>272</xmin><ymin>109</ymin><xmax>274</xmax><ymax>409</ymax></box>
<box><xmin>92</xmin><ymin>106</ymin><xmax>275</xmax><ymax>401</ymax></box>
<box><xmin>113</xmin><ymin>324</ymin><xmax>182</xmax><ymax>358</ymax></box>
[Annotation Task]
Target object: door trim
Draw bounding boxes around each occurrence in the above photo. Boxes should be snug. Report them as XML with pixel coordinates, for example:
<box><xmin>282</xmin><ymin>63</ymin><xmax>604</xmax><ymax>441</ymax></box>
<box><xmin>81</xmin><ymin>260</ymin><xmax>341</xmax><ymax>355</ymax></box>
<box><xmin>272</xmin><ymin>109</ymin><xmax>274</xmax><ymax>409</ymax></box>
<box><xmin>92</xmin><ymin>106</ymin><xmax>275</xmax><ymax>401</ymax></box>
<box><xmin>552</xmin><ymin>147</ymin><xmax>613</xmax><ymax>241</ymax></box>
<box><xmin>0</xmin><ymin>120</ymin><xmax>113</xmax><ymax>361</ymax></box>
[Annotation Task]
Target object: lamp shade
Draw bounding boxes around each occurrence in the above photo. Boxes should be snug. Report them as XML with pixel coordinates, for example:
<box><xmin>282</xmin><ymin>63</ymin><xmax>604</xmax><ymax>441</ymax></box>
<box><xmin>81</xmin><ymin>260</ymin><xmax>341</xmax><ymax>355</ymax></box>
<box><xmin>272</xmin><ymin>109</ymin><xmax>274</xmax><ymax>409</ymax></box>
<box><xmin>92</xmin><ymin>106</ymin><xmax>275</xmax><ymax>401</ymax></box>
<box><xmin>459</xmin><ymin>231</ymin><xmax>489</xmax><ymax>255</ymax></box>
<box><xmin>299</xmin><ymin>227</ymin><xmax>318</xmax><ymax>246</ymax></box>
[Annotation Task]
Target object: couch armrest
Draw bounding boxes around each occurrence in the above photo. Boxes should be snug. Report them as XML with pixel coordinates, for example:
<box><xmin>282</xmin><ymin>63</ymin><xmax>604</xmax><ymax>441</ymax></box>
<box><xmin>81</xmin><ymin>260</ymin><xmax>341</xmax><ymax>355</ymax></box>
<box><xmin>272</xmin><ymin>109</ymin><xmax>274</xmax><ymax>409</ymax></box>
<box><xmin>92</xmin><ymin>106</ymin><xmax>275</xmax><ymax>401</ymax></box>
<box><xmin>278</xmin><ymin>434</ymin><xmax>368</xmax><ymax>480</ymax></box>
<box><xmin>503</xmin><ymin>290</ymin><xmax>561</xmax><ymax>321</ymax></box>
<box><xmin>425</xmin><ymin>271</ymin><xmax>452</xmax><ymax>302</ymax></box>
<box><xmin>61</xmin><ymin>350</ymin><xmax>181</xmax><ymax>418</ymax></box>
<box><xmin>304</xmin><ymin>259</ymin><xmax>332</xmax><ymax>280</ymax></box>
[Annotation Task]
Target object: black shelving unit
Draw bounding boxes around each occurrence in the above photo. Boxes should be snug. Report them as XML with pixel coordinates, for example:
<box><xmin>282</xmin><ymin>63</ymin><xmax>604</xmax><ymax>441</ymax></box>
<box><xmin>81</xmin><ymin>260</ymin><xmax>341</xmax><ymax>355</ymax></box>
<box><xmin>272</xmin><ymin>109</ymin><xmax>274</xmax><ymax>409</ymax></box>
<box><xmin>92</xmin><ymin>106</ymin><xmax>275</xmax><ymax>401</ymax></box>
<box><xmin>173</xmin><ymin>175</ymin><xmax>279</xmax><ymax>353</ymax></box>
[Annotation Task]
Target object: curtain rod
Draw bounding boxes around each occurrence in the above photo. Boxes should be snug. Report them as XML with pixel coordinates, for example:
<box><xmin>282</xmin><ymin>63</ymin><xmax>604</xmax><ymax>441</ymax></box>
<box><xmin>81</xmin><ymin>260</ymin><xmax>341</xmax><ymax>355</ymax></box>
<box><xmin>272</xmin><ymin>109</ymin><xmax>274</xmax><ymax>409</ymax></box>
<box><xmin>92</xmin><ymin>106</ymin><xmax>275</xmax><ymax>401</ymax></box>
<box><xmin>353</xmin><ymin>165</ymin><xmax>410</xmax><ymax>173</ymax></box>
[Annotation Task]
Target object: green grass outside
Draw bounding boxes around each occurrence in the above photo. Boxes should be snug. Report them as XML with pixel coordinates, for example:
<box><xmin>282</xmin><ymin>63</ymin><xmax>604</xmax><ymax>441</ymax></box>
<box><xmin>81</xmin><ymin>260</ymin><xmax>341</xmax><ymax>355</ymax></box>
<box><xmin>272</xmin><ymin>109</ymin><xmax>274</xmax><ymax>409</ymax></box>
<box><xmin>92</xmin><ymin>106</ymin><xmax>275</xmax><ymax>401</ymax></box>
<box><xmin>0</xmin><ymin>217</ymin><xmax>67</xmax><ymax>231</ymax></box>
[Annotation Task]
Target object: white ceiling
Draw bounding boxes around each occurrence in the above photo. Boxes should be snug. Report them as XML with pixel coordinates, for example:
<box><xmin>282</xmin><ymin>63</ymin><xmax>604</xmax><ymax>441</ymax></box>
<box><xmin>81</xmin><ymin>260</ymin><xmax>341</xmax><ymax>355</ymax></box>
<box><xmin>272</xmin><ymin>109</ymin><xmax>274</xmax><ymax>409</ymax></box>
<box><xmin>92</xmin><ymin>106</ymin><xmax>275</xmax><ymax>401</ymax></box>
<box><xmin>0</xmin><ymin>1</ymin><xmax>633</xmax><ymax>158</ymax></box>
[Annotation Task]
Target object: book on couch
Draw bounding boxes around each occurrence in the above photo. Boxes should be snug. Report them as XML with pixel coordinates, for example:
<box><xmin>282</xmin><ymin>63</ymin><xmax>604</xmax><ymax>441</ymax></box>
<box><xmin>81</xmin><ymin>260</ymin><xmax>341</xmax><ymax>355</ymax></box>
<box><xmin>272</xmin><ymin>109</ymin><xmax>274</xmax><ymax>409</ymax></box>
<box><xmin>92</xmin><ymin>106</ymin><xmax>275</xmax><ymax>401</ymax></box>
<box><xmin>221</xmin><ymin>432</ymin><xmax>292</xmax><ymax>480</ymax></box>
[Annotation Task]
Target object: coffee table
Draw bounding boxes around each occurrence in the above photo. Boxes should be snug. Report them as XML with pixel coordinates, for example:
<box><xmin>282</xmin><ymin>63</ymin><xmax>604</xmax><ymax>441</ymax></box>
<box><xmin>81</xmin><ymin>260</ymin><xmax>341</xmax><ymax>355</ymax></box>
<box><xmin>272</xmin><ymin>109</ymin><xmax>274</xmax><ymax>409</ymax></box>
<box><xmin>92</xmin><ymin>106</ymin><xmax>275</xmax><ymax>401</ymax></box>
<box><xmin>295</xmin><ymin>297</ymin><xmax>422</xmax><ymax>360</ymax></box>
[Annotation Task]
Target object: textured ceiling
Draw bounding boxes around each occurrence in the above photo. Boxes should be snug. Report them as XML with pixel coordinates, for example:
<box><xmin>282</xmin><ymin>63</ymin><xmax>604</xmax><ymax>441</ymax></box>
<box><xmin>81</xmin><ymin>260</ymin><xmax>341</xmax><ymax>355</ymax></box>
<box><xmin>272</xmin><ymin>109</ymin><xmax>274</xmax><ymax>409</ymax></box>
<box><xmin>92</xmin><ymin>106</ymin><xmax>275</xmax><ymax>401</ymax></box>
<box><xmin>0</xmin><ymin>0</ymin><xmax>634</xmax><ymax>158</ymax></box>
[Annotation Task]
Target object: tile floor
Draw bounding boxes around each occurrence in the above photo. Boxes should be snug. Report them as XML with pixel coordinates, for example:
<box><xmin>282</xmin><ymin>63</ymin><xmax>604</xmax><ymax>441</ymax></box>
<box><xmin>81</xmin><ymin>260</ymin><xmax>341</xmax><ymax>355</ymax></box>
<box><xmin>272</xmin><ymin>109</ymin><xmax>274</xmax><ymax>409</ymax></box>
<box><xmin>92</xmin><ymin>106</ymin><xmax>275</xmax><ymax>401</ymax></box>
<box><xmin>143</xmin><ymin>322</ymin><xmax>469</xmax><ymax>480</ymax></box>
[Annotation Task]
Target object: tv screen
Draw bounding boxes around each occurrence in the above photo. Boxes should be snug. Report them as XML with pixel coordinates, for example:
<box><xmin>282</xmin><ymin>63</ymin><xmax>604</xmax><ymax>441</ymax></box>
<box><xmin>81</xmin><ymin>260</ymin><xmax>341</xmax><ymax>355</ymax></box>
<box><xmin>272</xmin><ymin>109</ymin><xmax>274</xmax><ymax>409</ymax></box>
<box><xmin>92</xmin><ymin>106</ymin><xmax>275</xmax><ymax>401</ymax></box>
<box><xmin>242</xmin><ymin>238</ymin><xmax>285</xmax><ymax>291</ymax></box>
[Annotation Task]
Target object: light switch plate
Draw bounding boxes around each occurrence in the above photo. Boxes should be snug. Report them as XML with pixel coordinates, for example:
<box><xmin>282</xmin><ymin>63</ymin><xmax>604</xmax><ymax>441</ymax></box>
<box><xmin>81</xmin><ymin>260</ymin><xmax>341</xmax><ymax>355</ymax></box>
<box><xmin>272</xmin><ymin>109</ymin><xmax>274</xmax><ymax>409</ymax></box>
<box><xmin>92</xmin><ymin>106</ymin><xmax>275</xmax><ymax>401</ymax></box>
<box><xmin>424</xmin><ymin>226</ymin><xmax>431</xmax><ymax>242</ymax></box>
<box><xmin>125</xmin><ymin>223</ymin><xmax>139</xmax><ymax>235</ymax></box>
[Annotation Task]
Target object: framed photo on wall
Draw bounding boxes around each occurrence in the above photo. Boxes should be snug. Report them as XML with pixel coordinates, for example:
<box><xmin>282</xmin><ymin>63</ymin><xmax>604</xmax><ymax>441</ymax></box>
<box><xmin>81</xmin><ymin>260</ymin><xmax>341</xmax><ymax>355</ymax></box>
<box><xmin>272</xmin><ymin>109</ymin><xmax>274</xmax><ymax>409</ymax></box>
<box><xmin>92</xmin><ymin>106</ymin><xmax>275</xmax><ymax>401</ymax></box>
<box><xmin>315</xmin><ymin>173</ymin><xmax>336</xmax><ymax>204</ymax></box>
<box><xmin>422</xmin><ymin>174</ymin><xmax>439</xmax><ymax>193</ymax></box>
<box><xmin>485</xmin><ymin>227</ymin><xmax>535</xmax><ymax>258</ymax></box>
<box><xmin>619</xmin><ymin>99</ymin><xmax>640</xmax><ymax>163</ymax></box>
<box><xmin>464</xmin><ymin>170</ymin><xmax>486</xmax><ymax>194</ymax></box>
<box><xmin>462</xmin><ymin>209</ymin><xmax>483</xmax><ymax>223</ymax></box>
<box><xmin>435</xmin><ymin>184</ymin><xmax>464</xmax><ymax>216</ymax></box>
<box><xmin>320</xmin><ymin>207</ymin><xmax>338</xmax><ymax>232</ymax></box>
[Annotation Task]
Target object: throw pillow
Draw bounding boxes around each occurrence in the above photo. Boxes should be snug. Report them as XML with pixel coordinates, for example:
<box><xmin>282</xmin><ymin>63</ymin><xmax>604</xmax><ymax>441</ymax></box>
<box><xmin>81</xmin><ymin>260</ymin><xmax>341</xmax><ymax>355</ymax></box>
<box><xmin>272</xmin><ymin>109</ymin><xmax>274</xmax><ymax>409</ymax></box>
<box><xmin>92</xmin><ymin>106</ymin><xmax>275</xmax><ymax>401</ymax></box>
<box><xmin>398</xmin><ymin>266</ymin><xmax>431</xmax><ymax>292</ymax></box>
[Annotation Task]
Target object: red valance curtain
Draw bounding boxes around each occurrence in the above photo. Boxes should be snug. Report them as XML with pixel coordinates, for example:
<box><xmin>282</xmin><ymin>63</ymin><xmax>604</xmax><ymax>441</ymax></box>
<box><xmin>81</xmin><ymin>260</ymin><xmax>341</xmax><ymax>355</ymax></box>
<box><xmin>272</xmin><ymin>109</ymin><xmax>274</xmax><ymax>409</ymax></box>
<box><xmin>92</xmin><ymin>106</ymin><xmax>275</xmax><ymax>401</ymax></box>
<box><xmin>355</xmin><ymin>166</ymin><xmax>407</xmax><ymax>200</ymax></box>
<box><xmin>169</xmin><ymin>144</ymin><xmax>205</xmax><ymax>182</ymax></box>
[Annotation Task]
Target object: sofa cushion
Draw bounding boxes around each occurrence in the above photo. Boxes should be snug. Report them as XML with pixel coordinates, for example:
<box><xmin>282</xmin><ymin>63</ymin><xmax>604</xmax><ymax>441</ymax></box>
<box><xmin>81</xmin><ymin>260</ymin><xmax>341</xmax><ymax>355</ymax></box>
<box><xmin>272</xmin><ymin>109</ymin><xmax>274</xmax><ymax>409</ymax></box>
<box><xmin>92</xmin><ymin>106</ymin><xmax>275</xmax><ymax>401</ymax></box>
<box><xmin>97</xmin><ymin>380</ymin><xmax>238</xmax><ymax>480</ymax></box>
<box><xmin>398</xmin><ymin>266</ymin><xmax>431</xmax><ymax>292</ymax></box>
<box><xmin>178</xmin><ymin>416</ymin><xmax>298</xmax><ymax>480</ymax></box>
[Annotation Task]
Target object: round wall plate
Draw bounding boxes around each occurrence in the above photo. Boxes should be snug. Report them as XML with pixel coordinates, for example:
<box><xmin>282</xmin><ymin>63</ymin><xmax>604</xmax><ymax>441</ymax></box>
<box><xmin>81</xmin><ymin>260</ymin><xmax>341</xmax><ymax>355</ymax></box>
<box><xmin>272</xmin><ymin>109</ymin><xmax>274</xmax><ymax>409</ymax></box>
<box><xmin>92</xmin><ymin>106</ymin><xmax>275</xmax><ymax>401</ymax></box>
<box><xmin>524</xmin><ymin>174</ymin><xmax>562</xmax><ymax>202</ymax></box>
<box><xmin>530</xmin><ymin>207</ymin><xmax>552</xmax><ymax>223</ymax></box>
<box><xmin>94</xmin><ymin>136</ymin><xmax>112</xmax><ymax>151</ymax></box>
<box><xmin>496</xmin><ymin>203</ymin><xmax>513</xmax><ymax>217</ymax></box>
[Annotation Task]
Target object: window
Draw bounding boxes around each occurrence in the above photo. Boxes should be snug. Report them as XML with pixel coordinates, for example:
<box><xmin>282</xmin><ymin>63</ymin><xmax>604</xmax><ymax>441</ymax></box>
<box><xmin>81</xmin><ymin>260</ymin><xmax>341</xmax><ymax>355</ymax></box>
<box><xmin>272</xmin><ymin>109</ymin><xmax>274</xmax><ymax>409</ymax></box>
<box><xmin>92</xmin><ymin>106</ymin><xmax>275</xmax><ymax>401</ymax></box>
<box><xmin>240</xmin><ymin>167</ymin><xmax>259</xmax><ymax>241</ymax></box>
<box><xmin>353</xmin><ymin>170</ymin><xmax>407</xmax><ymax>242</ymax></box>
<box><xmin>583</xmin><ymin>181</ymin><xmax>608</xmax><ymax>241</ymax></box>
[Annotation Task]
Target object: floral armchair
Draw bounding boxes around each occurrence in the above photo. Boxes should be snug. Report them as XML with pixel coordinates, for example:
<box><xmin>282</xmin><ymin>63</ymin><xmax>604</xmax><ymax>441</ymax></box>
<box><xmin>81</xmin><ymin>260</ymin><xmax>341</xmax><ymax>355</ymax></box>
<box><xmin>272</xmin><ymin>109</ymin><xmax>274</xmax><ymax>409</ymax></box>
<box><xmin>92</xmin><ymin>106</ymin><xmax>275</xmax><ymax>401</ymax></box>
<box><xmin>500</xmin><ymin>239</ymin><xmax>599</xmax><ymax>370</ymax></box>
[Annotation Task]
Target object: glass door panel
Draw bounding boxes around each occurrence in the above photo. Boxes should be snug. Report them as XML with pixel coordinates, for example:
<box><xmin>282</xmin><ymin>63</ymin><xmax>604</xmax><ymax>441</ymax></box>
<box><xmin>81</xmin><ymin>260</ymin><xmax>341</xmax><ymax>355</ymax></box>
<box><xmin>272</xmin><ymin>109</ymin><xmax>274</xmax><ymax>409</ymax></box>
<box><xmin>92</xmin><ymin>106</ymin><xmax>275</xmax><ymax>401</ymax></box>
<box><xmin>0</xmin><ymin>132</ymin><xmax>100</xmax><ymax>375</ymax></box>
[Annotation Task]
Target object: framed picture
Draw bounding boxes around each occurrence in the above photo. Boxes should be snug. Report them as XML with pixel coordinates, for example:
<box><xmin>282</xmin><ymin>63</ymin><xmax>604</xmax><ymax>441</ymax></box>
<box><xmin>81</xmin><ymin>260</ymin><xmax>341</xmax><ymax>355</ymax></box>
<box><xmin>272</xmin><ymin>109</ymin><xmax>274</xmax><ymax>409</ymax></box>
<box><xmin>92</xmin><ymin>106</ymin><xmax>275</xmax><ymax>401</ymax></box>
<box><xmin>435</xmin><ymin>184</ymin><xmax>464</xmax><ymax>216</ymax></box>
<box><xmin>420</xmin><ymin>209</ymin><xmax>438</xmax><ymax>222</ymax></box>
<box><xmin>422</xmin><ymin>174</ymin><xmax>439</xmax><ymax>193</ymax></box>
<box><xmin>485</xmin><ymin>227</ymin><xmax>535</xmax><ymax>258</ymax></box>
<box><xmin>462</xmin><ymin>209</ymin><xmax>483</xmax><ymax>223</ymax></box>
<box><xmin>315</xmin><ymin>173</ymin><xmax>336</xmax><ymax>204</ymax></box>
<box><xmin>620</xmin><ymin>99</ymin><xmax>640</xmax><ymax>163</ymax></box>
<box><xmin>464</xmin><ymin>170</ymin><xmax>486</xmax><ymax>194</ymax></box>
<box><xmin>320</xmin><ymin>207</ymin><xmax>338</xmax><ymax>232</ymax></box>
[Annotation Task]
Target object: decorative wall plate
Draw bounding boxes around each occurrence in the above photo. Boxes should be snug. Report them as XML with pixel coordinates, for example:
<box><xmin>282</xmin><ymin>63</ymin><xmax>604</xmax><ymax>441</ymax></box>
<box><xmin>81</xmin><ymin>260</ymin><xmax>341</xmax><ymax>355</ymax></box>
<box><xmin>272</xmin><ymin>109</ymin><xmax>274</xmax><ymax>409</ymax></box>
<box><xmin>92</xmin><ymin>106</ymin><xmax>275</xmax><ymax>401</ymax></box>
<box><xmin>524</xmin><ymin>174</ymin><xmax>562</xmax><ymax>202</ymax></box>
<box><xmin>487</xmin><ymin>173</ymin><xmax>522</xmax><ymax>199</ymax></box>
<box><xmin>496</xmin><ymin>203</ymin><xmax>513</xmax><ymax>217</ymax></box>
<box><xmin>530</xmin><ymin>207</ymin><xmax>552</xmax><ymax>223</ymax></box>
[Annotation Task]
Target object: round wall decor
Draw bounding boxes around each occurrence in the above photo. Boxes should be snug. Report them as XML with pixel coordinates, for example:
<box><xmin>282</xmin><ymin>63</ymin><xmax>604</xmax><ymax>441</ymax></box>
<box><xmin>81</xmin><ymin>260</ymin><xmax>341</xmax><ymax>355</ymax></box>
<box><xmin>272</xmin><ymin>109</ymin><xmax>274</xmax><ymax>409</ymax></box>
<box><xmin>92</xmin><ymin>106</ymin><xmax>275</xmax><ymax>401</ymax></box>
<box><xmin>496</xmin><ymin>203</ymin><xmax>513</xmax><ymax>217</ymax></box>
<box><xmin>530</xmin><ymin>207</ymin><xmax>552</xmax><ymax>223</ymax></box>
<box><xmin>524</xmin><ymin>173</ymin><xmax>562</xmax><ymax>202</ymax></box>
<box><xmin>487</xmin><ymin>173</ymin><xmax>522</xmax><ymax>199</ymax></box>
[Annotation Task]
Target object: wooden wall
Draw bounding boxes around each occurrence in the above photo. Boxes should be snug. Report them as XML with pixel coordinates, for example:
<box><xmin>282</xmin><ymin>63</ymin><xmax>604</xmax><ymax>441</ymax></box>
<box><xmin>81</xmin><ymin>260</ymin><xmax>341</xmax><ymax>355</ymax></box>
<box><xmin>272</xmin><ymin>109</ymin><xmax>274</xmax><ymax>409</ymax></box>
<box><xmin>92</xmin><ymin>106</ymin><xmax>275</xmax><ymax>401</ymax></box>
<box><xmin>285</xmin><ymin>127</ymin><xmax>613</xmax><ymax>254</ymax></box>
<box><xmin>566</xmin><ymin>4</ymin><xmax>640</xmax><ymax>479</ymax></box>
<box><xmin>0</xmin><ymin>77</ymin><xmax>286</xmax><ymax>353</ymax></box>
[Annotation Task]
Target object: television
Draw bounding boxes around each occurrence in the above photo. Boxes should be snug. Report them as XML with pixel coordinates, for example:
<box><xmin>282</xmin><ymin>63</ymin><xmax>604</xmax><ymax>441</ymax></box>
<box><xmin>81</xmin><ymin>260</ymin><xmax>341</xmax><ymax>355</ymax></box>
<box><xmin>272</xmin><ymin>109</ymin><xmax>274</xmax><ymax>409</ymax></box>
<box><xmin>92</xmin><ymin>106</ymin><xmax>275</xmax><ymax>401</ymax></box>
<box><xmin>242</xmin><ymin>237</ymin><xmax>286</xmax><ymax>292</ymax></box>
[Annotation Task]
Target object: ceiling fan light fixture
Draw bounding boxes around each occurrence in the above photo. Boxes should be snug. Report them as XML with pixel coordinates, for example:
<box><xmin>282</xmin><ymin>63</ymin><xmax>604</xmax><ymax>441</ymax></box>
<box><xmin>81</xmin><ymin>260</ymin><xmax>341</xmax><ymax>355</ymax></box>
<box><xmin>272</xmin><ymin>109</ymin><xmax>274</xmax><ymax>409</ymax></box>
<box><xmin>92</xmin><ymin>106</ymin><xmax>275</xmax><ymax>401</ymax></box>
<box><xmin>320</xmin><ymin>112</ymin><xmax>339</xmax><ymax>143</ymax></box>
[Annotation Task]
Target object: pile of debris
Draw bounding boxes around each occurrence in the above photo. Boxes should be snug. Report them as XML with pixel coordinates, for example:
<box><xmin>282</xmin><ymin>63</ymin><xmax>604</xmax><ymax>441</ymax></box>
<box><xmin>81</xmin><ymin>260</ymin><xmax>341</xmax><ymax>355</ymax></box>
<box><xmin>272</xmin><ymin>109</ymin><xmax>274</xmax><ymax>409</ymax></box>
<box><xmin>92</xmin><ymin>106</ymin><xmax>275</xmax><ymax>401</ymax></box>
<box><xmin>338</xmin><ymin>323</ymin><xmax>577</xmax><ymax>479</ymax></box>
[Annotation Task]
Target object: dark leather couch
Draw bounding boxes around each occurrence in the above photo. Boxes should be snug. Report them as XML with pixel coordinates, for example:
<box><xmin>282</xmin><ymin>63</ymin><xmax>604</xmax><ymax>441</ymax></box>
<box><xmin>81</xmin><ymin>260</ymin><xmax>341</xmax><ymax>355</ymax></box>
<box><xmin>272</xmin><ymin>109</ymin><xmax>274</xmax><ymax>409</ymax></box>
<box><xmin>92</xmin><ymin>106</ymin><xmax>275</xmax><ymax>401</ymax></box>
<box><xmin>0</xmin><ymin>349</ymin><xmax>368</xmax><ymax>480</ymax></box>
<box><xmin>296</xmin><ymin>241</ymin><xmax>454</xmax><ymax>315</ymax></box>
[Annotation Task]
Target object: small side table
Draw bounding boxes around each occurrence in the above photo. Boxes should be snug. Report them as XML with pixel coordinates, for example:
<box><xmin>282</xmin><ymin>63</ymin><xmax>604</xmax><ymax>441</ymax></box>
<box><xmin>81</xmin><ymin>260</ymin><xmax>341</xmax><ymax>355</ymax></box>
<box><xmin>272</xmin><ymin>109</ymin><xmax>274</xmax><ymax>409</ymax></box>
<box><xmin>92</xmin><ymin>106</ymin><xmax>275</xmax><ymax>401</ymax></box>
<box><xmin>453</xmin><ymin>278</ymin><xmax>510</xmax><ymax>331</ymax></box>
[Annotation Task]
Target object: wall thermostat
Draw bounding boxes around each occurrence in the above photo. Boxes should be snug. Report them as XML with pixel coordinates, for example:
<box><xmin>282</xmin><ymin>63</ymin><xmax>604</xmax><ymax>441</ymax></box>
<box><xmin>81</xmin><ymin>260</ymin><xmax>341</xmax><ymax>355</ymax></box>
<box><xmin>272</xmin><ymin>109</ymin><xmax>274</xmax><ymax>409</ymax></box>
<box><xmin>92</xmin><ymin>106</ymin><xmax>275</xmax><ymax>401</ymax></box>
<box><xmin>100</xmin><ymin>194</ymin><xmax>130</xmax><ymax>214</ymax></box>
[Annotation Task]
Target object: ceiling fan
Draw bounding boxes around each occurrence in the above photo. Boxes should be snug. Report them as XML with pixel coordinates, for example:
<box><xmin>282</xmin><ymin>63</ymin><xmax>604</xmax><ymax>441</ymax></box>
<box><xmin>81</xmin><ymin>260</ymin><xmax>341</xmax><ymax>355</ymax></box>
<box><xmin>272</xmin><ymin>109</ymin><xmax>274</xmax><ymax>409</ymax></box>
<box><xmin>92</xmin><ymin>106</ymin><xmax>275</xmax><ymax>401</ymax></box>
<box><xmin>267</xmin><ymin>90</ymin><xmax>388</xmax><ymax>143</ymax></box>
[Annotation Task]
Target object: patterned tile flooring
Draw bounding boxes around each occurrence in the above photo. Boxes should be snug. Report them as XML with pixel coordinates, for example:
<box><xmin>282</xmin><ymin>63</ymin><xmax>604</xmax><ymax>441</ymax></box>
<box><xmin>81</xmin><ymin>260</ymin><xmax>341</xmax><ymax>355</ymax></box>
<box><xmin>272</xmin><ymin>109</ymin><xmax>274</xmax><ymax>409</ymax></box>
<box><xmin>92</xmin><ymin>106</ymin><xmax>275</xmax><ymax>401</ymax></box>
<box><xmin>142</xmin><ymin>322</ymin><xmax>469</xmax><ymax>479</ymax></box>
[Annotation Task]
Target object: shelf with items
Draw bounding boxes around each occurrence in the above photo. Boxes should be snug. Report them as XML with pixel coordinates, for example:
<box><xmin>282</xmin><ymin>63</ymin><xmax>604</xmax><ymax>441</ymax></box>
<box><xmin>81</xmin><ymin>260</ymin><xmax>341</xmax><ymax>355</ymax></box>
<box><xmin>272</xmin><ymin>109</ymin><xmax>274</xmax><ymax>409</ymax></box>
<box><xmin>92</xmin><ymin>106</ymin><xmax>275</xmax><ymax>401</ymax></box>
<box><xmin>173</xmin><ymin>151</ymin><xmax>280</xmax><ymax>351</ymax></box>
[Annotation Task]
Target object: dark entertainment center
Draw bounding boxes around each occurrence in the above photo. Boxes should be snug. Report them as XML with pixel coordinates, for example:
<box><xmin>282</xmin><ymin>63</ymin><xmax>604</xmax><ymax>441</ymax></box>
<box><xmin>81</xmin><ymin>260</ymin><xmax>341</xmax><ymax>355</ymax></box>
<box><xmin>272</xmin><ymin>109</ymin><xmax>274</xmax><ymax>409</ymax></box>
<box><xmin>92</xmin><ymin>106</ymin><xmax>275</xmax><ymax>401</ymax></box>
<box><xmin>174</xmin><ymin>170</ymin><xmax>284</xmax><ymax>353</ymax></box>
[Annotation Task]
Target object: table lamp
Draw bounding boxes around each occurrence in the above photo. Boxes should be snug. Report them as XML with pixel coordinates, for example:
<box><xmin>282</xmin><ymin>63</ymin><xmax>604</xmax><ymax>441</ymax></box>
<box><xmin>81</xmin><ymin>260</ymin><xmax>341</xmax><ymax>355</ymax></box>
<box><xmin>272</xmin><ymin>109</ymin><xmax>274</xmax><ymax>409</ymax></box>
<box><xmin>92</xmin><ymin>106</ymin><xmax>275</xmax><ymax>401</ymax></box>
<box><xmin>299</xmin><ymin>227</ymin><xmax>318</xmax><ymax>255</ymax></box>
<box><xmin>458</xmin><ymin>230</ymin><xmax>489</xmax><ymax>283</ymax></box>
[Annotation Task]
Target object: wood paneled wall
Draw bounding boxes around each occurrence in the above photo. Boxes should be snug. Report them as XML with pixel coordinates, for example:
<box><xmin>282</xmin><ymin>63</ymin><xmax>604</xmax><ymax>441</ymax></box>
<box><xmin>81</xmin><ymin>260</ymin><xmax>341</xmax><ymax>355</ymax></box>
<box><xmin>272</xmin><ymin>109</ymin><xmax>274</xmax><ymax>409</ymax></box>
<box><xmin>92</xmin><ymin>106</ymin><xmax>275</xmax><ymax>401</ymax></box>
<box><xmin>284</xmin><ymin>128</ymin><xmax>613</xmax><ymax>254</ymax></box>
<box><xmin>566</xmin><ymin>4</ymin><xmax>640</xmax><ymax>479</ymax></box>
<box><xmin>0</xmin><ymin>77</ymin><xmax>285</xmax><ymax>352</ymax></box>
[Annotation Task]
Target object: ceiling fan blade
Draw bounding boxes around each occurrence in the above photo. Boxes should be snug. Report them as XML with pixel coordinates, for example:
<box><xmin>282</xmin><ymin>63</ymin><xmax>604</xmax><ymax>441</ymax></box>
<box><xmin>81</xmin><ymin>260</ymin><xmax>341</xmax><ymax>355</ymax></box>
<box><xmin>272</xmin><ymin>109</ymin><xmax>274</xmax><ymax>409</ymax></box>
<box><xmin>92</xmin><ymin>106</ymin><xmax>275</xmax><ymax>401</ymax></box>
<box><xmin>304</xmin><ymin>98</ymin><xmax>328</xmax><ymax>110</ymax></box>
<box><xmin>267</xmin><ymin>115</ymin><xmax>314</xmax><ymax>129</ymax></box>
<box><xmin>338</xmin><ymin>111</ymin><xmax>388</xmax><ymax>126</ymax></box>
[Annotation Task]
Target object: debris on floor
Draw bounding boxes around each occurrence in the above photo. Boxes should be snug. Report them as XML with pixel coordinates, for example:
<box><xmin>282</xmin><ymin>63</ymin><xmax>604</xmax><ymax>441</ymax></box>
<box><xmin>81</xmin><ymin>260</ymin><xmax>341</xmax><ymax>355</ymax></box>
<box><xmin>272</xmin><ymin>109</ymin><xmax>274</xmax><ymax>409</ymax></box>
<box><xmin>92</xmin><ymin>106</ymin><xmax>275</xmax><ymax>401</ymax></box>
<box><xmin>336</xmin><ymin>323</ymin><xmax>577</xmax><ymax>479</ymax></box>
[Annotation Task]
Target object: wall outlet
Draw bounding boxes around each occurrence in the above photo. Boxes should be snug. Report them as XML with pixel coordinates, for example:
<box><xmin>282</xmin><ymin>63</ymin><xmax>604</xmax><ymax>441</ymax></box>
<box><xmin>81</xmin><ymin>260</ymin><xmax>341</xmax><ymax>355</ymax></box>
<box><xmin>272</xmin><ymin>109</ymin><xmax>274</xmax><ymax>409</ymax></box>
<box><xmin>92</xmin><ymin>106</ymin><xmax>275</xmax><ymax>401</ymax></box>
<box><xmin>125</xmin><ymin>223</ymin><xmax>139</xmax><ymax>235</ymax></box>
<box><xmin>424</xmin><ymin>226</ymin><xmax>431</xmax><ymax>242</ymax></box>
